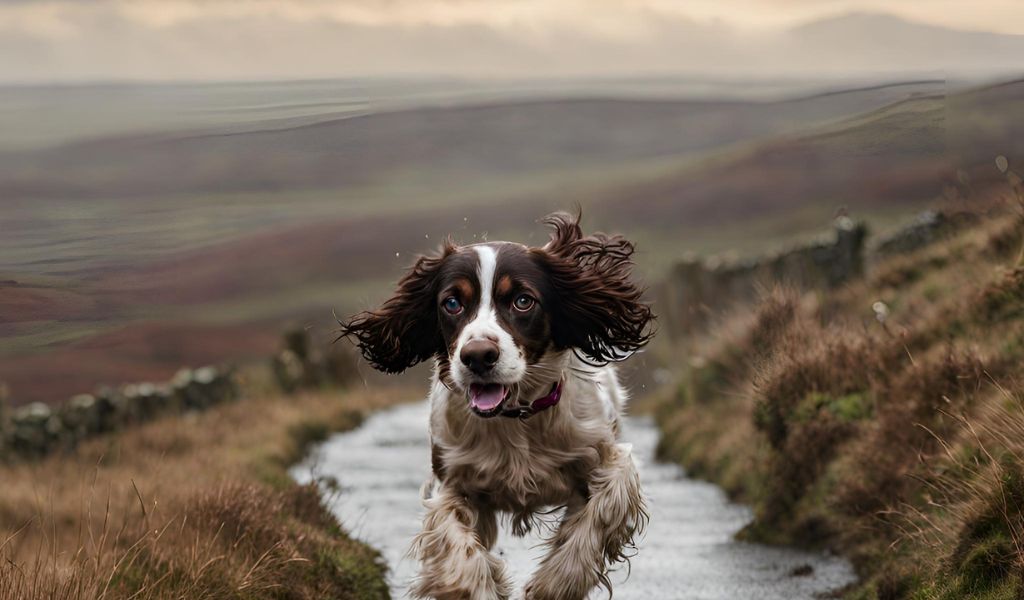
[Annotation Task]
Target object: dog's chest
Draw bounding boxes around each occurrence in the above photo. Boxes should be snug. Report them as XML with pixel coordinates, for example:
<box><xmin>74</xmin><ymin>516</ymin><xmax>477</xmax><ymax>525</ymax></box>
<box><xmin>442</xmin><ymin>424</ymin><xmax>589</xmax><ymax>509</ymax></box>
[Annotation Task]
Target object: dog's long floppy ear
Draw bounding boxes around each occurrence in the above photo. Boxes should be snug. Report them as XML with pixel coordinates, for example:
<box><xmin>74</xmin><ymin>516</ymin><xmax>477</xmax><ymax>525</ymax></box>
<box><xmin>533</xmin><ymin>211</ymin><xmax>655</xmax><ymax>364</ymax></box>
<box><xmin>338</xmin><ymin>242</ymin><xmax>455</xmax><ymax>374</ymax></box>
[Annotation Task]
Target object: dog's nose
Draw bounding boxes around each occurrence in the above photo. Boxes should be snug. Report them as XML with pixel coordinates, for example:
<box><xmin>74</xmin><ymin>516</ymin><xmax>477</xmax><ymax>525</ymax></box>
<box><xmin>460</xmin><ymin>339</ymin><xmax>499</xmax><ymax>375</ymax></box>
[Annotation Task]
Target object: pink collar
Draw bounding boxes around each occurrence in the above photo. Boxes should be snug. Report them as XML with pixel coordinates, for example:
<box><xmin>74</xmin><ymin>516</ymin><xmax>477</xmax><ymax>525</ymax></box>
<box><xmin>501</xmin><ymin>380</ymin><xmax>563</xmax><ymax>420</ymax></box>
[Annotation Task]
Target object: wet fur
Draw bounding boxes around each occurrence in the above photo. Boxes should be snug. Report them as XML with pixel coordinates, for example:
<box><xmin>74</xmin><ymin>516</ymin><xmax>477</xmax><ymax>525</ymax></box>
<box><xmin>339</xmin><ymin>212</ymin><xmax>653</xmax><ymax>600</ymax></box>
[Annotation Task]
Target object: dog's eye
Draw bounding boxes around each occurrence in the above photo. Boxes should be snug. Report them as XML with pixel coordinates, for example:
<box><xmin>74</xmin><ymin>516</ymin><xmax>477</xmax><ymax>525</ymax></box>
<box><xmin>512</xmin><ymin>294</ymin><xmax>536</xmax><ymax>312</ymax></box>
<box><xmin>442</xmin><ymin>296</ymin><xmax>463</xmax><ymax>315</ymax></box>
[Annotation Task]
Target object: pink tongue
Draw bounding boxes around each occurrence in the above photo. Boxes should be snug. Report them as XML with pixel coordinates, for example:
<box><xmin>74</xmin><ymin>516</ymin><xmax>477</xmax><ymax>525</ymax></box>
<box><xmin>469</xmin><ymin>383</ymin><xmax>506</xmax><ymax>411</ymax></box>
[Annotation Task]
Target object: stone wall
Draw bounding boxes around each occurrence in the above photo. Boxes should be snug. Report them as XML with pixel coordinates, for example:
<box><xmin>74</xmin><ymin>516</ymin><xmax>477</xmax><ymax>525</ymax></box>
<box><xmin>659</xmin><ymin>208</ymin><xmax>986</xmax><ymax>338</ymax></box>
<box><xmin>660</xmin><ymin>217</ymin><xmax>867</xmax><ymax>336</ymax></box>
<box><xmin>872</xmin><ymin>209</ymin><xmax>979</xmax><ymax>258</ymax></box>
<box><xmin>0</xmin><ymin>365</ymin><xmax>238</xmax><ymax>460</ymax></box>
<box><xmin>0</xmin><ymin>327</ymin><xmax>366</xmax><ymax>462</ymax></box>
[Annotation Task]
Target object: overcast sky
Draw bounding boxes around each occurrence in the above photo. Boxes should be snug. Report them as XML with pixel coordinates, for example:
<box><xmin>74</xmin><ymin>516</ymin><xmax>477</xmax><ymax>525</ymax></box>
<box><xmin>1</xmin><ymin>0</ymin><xmax>1022</xmax><ymax>82</ymax></box>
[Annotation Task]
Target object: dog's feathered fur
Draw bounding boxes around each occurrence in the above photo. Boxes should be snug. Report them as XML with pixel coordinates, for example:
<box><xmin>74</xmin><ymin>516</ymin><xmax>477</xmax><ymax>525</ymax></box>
<box><xmin>340</xmin><ymin>212</ymin><xmax>653</xmax><ymax>599</ymax></box>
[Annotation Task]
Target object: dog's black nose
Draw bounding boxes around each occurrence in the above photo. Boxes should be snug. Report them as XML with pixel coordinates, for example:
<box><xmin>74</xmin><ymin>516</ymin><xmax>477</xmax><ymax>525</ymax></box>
<box><xmin>460</xmin><ymin>339</ymin><xmax>499</xmax><ymax>375</ymax></box>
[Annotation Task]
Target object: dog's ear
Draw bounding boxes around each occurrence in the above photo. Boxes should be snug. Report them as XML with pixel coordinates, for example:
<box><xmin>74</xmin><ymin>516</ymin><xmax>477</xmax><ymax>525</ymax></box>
<box><xmin>338</xmin><ymin>242</ymin><xmax>455</xmax><ymax>373</ymax></box>
<box><xmin>533</xmin><ymin>211</ymin><xmax>655</xmax><ymax>364</ymax></box>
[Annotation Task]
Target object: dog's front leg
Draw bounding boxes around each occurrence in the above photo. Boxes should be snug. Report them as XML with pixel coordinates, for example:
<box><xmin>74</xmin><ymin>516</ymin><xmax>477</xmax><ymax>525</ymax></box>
<box><xmin>410</xmin><ymin>485</ymin><xmax>511</xmax><ymax>600</ymax></box>
<box><xmin>525</xmin><ymin>443</ymin><xmax>647</xmax><ymax>600</ymax></box>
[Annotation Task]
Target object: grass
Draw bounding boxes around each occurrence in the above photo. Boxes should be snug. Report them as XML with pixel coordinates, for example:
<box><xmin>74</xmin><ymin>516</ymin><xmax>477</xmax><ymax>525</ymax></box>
<box><xmin>0</xmin><ymin>367</ymin><xmax>417</xmax><ymax>599</ymax></box>
<box><xmin>654</xmin><ymin>205</ymin><xmax>1024</xmax><ymax>598</ymax></box>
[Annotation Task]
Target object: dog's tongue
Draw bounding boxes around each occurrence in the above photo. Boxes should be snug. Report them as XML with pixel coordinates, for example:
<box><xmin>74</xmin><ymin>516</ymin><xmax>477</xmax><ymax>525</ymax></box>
<box><xmin>469</xmin><ymin>383</ymin><xmax>506</xmax><ymax>411</ymax></box>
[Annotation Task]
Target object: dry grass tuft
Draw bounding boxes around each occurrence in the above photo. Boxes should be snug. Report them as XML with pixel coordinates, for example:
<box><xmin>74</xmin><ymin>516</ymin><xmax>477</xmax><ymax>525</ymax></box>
<box><xmin>0</xmin><ymin>376</ymin><xmax>415</xmax><ymax>599</ymax></box>
<box><xmin>655</xmin><ymin>212</ymin><xmax>1024</xmax><ymax>598</ymax></box>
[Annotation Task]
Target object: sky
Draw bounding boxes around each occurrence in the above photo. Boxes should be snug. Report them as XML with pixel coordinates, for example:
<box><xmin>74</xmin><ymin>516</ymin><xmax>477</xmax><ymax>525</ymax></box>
<box><xmin>1</xmin><ymin>0</ymin><xmax>1022</xmax><ymax>82</ymax></box>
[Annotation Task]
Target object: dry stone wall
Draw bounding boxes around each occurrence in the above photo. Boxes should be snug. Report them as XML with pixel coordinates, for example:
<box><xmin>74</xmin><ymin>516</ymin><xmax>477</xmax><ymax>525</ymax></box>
<box><xmin>659</xmin><ymin>208</ymin><xmax>975</xmax><ymax>337</ymax></box>
<box><xmin>660</xmin><ymin>217</ymin><xmax>867</xmax><ymax>336</ymax></box>
<box><xmin>0</xmin><ymin>366</ymin><xmax>237</xmax><ymax>460</ymax></box>
<box><xmin>0</xmin><ymin>327</ymin><xmax>363</xmax><ymax>462</ymax></box>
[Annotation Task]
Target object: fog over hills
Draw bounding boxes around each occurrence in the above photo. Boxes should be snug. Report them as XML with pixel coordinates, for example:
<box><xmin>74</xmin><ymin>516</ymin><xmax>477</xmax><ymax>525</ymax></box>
<box><xmin>1</xmin><ymin>10</ymin><xmax>1022</xmax><ymax>82</ymax></box>
<box><xmin>789</xmin><ymin>13</ymin><xmax>1024</xmax><ymax>73</ymax></box>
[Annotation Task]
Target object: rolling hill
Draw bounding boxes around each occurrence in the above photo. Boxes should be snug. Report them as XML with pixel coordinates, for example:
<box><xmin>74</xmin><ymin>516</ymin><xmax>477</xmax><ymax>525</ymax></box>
<box><xmin>1</xmin><ymin>77</ymin><xmax>1021</xmax><ymax>405</ymax></box>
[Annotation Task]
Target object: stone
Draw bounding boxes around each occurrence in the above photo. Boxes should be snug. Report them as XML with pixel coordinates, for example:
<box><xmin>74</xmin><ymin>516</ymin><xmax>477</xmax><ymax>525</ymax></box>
<box><xmin>60</xmin><ymin>394</ymin><xmax>102</xmax><ymax>439</ymax></box>
<box><xmin>172</xmin><ymin>368</ymin><xmax>208</xmax><ymax>410</ymax></box>
<box><xmin>144</xmin><ymin>383</ymin><xmax>175</xmax><ymax>415</ymax></box>
<box><xmin>120</xmin><ymin>383</ymin><xmax>172</xmax><ymax>423</ymax></box>
<box><xmin>192</xmin><ymin>366</ymin><xmax>236</xmax><ymax>405</ymax></box>
<box><xmin>92</xmin><ymin>388</ymin><xmax>125</xmax><ymax>432</ymax></box>
<box><xmin>10</xmin><ymin>402</ymin><xmax>60</xmax><ymax>457</ymax></box>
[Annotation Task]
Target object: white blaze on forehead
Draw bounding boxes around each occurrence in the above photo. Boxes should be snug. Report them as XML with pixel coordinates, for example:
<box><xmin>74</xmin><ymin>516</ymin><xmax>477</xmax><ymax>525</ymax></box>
<box><xmin>474</xmin><ymin>245</ymin><xmax>497</xmax><ymax>311</ymax></box>
<box><xmin>450</xmin><ymin>244</ymin><xmax>526</xmax><ymax>387</ymax></box>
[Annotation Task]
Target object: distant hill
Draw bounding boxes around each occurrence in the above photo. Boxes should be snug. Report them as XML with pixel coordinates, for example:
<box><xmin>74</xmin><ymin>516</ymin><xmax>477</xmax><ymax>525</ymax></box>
<box><xmin>2</xmin><ymin>77</ymin><xmax>1022</xmax><ymax>406</ymax></box>
<box><xmin>588</xmin><ymin>93</ymin><xmax>948</xmax><ymax>231</ymax></box>
<box><xmin>789</xmin><ymin>13</ymin><xmax>1024</xmax><ymax>74</ymax></box>
<box><xmin>0</xmin><ymin>81</ymin><xmax>942</xmax><ymax>202</ymax></box>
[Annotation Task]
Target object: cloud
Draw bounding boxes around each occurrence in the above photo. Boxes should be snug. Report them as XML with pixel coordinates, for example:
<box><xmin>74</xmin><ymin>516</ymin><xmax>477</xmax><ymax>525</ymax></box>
<box><xmin>0</xmin><ymin>1</ymin><xmax>746</xmax><ymax>80</ymax></box>
<box><xmin>0</xmin><ymin>1</ymin><xmax>1022</xmax><ymax>82</ymax></box>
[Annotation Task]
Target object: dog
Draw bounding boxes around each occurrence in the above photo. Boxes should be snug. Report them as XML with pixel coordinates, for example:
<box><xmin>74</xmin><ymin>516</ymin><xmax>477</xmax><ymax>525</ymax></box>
<box><xmin>339</xmin><ymin>212</ymin><xmax>653</xmax><ymax>600</ymax></box>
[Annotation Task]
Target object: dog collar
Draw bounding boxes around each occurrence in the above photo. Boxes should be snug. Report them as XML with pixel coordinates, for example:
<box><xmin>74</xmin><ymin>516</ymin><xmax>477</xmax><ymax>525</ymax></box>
<box><xmin>501</xmin><ymin>379</ymin><xmax>563</xmax><ymax>420</ymax></box>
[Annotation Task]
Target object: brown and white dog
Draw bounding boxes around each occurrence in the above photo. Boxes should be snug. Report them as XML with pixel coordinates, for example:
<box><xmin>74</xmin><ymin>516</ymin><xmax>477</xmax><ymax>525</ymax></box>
<box><xmin>339</xmin><ymin>212</ymin><xmax>653</xmax><ymax>600</ymax></box>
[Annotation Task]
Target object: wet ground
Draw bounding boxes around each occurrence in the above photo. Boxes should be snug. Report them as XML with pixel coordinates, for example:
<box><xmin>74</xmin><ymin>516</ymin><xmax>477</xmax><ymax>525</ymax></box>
<box><xmin>292</xmin><ymin>401</ymin><xmax>856</xmax><ymax>599</ymax></box>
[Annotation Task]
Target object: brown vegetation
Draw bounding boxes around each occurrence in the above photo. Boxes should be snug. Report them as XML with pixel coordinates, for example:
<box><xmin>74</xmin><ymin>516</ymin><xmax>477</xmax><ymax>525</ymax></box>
<box><xmin>7</xmin><ymin>79</ymin><xmax>995</xmax><ymax>409</ymax></box>
<box><xmin>656</xmin><ymin>206</ymin><xmax>1024</xmax><ymax>599</ymax></box>
<box><xmin>0</xmin><ymin>322</ymin><xmax>281</xmax><ymax>406</ymax></box>
<box><xmin>0</xmin><ymin>370</ymin><xmax>415</xmax><ymax>599</ymax></box>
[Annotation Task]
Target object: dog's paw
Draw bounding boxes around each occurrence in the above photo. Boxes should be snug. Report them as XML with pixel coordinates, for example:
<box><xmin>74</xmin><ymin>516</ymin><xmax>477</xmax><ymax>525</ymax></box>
<box><xmin>412</xmin><ymin>548</ymin><xmax>512</xmax><ymax>600</ymax></box>
<box><xmin>410</xmin><ymin>581</ymin><xmax>500</xmax><ymax>600</ymax></box>
<box><xmin>411</xmin><ymin>575</ymin><xmax>511</xmax><ymax>600</ymax></box>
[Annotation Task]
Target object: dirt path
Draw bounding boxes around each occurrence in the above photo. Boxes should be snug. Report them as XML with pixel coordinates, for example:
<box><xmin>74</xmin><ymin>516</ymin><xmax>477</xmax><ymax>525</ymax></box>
<box><xmin>292</xmin><ymin>401</ymin><xmax>855</xmax><ymax>599</ymax></box>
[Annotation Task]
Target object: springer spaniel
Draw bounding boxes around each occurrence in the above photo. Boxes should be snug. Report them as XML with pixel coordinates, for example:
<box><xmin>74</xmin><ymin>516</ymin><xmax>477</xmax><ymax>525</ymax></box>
<box><xmin>340</xmin><ymin>212</ymin><xmax>653</xmax><ymax>600</ymax></box>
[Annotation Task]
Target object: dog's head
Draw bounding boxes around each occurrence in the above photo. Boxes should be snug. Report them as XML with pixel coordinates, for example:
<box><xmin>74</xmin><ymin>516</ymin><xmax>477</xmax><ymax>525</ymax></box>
<box><xmin>339</xmin><ymin>212</ymin><xmax>654</xmax><ymax>417</ymax></box>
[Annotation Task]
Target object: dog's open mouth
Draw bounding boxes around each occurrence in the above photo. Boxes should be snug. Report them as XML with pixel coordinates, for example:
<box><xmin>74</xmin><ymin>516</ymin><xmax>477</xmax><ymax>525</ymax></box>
<box><xmin>468</xmin><ymin>383</ymin><xmax>509</xmax><ymax>418</ymax></box>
